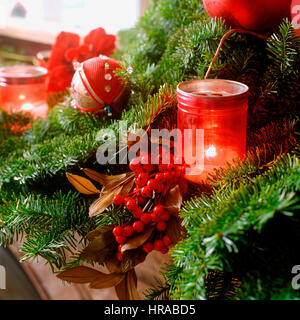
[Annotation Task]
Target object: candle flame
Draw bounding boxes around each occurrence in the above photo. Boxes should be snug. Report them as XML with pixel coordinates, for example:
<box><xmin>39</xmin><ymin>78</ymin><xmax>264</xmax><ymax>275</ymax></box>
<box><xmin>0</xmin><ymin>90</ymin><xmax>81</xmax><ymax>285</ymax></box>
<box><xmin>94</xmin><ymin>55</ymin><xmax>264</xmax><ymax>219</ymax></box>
<box><xmin>206</xmin><ymin>145</ymin><xmax>217</xmax><ymax>158</ymax></box>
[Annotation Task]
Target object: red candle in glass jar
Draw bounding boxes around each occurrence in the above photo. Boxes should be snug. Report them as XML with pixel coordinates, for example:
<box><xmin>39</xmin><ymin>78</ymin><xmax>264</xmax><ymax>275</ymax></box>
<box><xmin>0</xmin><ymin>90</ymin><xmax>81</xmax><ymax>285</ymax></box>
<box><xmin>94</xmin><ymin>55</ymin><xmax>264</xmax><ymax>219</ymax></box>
<box><xmin>177</xmin><ymin>79</ymin><xmax>249</xmax><ymax>183</ymax></box>
<box><xmin>0</xmin><ymin>65</ymin><xmax>49</xmax><ymax>119</ymax></box>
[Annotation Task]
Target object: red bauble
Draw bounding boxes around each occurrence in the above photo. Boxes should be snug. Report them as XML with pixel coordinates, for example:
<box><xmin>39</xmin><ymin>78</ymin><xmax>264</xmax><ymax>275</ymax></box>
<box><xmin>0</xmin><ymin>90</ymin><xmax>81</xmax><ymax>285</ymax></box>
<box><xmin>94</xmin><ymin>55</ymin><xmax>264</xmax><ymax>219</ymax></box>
<box><xmin>71</xmin><ymin>56</ymin><xmax>129</xmax><ymax>114</ymax></box>
<box><xmin>203</xmin><ymin>0</ymin><xmax>292</xmax><ymax>31</ymax></box>
<box><xmin>291</xmin><ymin>0</ymin><xmax>300</xmax><ymax>36</ymax></box>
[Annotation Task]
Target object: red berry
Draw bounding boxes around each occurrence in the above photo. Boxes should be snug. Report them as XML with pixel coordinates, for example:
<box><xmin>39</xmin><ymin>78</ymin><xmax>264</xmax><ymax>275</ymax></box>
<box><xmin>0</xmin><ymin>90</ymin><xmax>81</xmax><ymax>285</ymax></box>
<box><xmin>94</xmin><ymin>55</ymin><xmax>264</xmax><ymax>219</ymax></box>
<box><xmin>155</xmin><ymin>173</ymin><xmax>165</xmax><ymax>184</ymax></box>
<box><xmin>125</xmin><ymin>199</ymin><xmax>138</xmax><ymax>211</ymax></box>
<box><xmin>163</xmin><ymin>172</ymin><xmax>173</xmax><ymax>182</ymax></box>
<box><xmin>116</xmin><ymin>252</ymin><xmax>123</xmax><ymax>261</ymax></box>
<box><xmin>160</xmin><ymin>246</ymin><xmax>169</xmax><ymax>254</ymax></box>
<box><xmin>151</xmin><ymin>212</ymin><xmax>160</xmax><ymax>223</ymax></box>
<box><xmin>143</xmin><ymin>163</ymin><xmax>155</xmax><ymax>173</ymax></box>
<box><xmin>113</xmin><ymin>195</ymin><xmax>124</xmax><ymax>205</ymax></box>
<box><xmin>153</xmin><ymin>205</ymin><xmax>165</xmax><ymax>216</ymax></box>
<box><xmin>138</xmin><ymin>195</ymin><xmax>147</xmax><ymax>206</ymax></box>
<box><xmin>167</xmin><ymin>163</ymin><xmax>176</xmax><ymax>172</ymax></box>
<box><xmin>160</xmin><ymin>212</ymin><xmax>171</xmax><ymax>222</ymax></box>
<box><xmin>133</xmin><ymin>221</ymin><xmax>144</xmax><ymax>233</ymax></box>
<box><xmin>141</xmin><ymin>186</ymin><xmax>152</xmax><ymax>198</ymax></box>
<box><xmin>147</xmin><ymin>179</ymin><xmax>157</xmax><ymax>191</ymax></box>
<box><xmin>113</xmin><ymin>226</ymin><xmax>124</xmax><ymax>237</ymax></box>
<box><xmin>124</xmin><ymin>225</ymin><xmax>134</xmax><ymax>237</ymax></box>
<box><xmin>116</xmin><ymin>235</ymin><xmax>127</xmax><ymax>244</ymax></box>
<box><xmin>129</xmin><ymin>157</ymin><xmax>141</xmax><ymax>172</ymax></box>
<box><xmin>136</xmin><ymin>172</ymin><xmax>149</xmax><ymax>187</ymax></box>
<box><xmin>155</xmin><ymin>183</ymin><xmax>164</xmax><ymax>193</ymax></box>
<box><xmin>124</xmin><ymin>196</ymin><xmax>132</xmax><ymax>203</ymax></box>
<box><xmin>156</xmin><ymin>221</ymin><xmax>167</xmax><ymax>231</ymax></box>
<box><xmin>153</xmin><ymin>240</ymin><xmax>164</xmax><ymax>251</ymax></box>
<box><xmin>162</xmin><ymin>235</ymin><xmax>172</xmax><ymax>246</ymax></box>
<box><xmin>141</xmin><ymin>213</ymin><xmax>152</xmax><ymax>224</ymax></box>
<box><xmin>132</xmin><ymin>208</ymin><xmax>143</xmax><ymax>219</ymax></box>
<box><xmin>142</xmin><ymin>242</ymin><xmax>153</xmax><ymax>253</ymax></box>
<box><xmin>158</xmin><ymin>164</ymin><xmax>168</xmax><ymax>172</ymax></box>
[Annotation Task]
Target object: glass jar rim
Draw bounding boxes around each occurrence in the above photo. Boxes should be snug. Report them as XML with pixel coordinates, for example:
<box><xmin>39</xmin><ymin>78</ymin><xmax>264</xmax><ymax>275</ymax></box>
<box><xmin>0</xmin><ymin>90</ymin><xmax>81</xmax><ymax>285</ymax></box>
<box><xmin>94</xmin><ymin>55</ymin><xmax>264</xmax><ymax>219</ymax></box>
<box><xmin>177</xmin><ymin>79</ymin><xmax>249</xmax><ymax>100</ymax></box>
<box><xmin>0</xmin><ymin>65</ymin><xmax>48</xmax><ymax>85</ymax></box>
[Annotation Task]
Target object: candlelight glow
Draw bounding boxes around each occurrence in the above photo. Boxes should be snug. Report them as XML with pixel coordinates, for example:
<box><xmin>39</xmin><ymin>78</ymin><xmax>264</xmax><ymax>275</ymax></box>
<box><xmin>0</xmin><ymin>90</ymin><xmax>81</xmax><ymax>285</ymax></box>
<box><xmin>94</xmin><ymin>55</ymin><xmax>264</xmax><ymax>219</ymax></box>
<box><xmin>21</xmin><ymin>103</ymin><xmax>34</xmax><ymax>111</ymax></box>
<box><xmin>19</xmin><ymin>94</ymin><xmax>26</xmax><ymax>100</ymax></box>
<box><xmin>206</xmin><ymin>145</ymin><xmax>217</xmax><ymax>158</ymax></box>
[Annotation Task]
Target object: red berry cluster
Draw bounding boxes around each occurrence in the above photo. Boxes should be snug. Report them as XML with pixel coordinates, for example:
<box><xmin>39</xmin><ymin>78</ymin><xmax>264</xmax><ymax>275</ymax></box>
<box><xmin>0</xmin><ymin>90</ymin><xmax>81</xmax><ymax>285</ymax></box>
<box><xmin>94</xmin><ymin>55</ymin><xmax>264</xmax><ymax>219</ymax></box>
<box><xmin>112</xmin><ymin>147</ymin><xmax>185</xmax><ymax>262</ymax></box>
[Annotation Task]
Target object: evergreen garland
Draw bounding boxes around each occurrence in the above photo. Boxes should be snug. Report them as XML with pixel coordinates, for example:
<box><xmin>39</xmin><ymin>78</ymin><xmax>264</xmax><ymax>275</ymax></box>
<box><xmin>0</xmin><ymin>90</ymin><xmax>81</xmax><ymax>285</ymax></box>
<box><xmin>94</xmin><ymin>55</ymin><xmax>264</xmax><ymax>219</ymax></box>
<box><xmin>0</xmin><ymin>0</ymin><xmax>299</xmax><ymax>300</ymax></box>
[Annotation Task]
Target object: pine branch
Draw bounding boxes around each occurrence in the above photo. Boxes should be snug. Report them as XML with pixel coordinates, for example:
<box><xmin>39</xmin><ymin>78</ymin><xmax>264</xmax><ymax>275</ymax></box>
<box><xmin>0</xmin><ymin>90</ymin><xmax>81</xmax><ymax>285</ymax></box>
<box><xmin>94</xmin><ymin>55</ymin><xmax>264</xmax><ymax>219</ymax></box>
<box><xmin>169</xmin><ymin>153</ymin><xmax>300</xmax><ymax>299</ymax></box>
<box><xmin>0</xmin><ymin>191</ymin><xmax>96</xmax><ymax>270</ymax></box>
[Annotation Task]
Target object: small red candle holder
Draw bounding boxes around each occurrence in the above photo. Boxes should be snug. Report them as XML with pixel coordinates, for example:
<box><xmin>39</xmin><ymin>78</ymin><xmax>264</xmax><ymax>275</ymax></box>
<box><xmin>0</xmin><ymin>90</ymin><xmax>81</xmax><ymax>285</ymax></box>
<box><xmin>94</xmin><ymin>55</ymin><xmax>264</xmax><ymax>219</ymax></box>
<box><xmin>177</xmin><ymin>79</ymin><xmax>249</xmax><ymax>183</ymax></box>
<box><xmin>0</xmin><ymin>65</ymin><xmax>49</xmax><ymax>119</ymax></box>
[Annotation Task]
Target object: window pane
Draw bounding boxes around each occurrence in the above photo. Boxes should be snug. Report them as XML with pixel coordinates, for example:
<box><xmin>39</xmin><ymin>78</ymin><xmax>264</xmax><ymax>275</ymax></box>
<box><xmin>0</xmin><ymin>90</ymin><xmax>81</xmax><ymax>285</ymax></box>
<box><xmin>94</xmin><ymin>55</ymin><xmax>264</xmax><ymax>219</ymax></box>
<box><xmin>1</xmin><ymin>0</ymin><xmax>140</xmax><ymax>35</ymax></box>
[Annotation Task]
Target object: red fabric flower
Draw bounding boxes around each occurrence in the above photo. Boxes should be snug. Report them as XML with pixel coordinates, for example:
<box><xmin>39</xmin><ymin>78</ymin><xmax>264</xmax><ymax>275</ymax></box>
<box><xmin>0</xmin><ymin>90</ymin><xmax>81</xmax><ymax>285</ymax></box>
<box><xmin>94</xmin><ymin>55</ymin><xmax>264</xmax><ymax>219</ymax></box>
<box><xmin>47</xmin><ymin>65</ymin><xmax>74</xmax><ymax>93</ymax></box>
<box><xmin>84</xmin><ymin>27</ymin><xmax>116</xmax><ymax>56</ymax></box>
<box><xmin>65</xmin><ymin>44</ymin><xmax>95</xmax><ymax>63</ymax></box>
<box><xmin>48</xmin><ymin>32</ymin><xmax>80</xmax><ymax>69</ymax></box>
<box><xmin>46</xmin><ymin>28</ymin><xmax>116</xmax><ymax>93</ymax></box>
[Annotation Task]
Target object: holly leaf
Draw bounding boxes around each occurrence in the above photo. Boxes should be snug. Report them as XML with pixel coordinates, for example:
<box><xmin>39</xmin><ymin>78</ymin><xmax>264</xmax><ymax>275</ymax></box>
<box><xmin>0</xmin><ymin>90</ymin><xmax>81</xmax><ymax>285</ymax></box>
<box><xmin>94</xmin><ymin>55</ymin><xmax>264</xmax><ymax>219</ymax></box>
<box><xmin>115</xmin><ymin>269</ymin><xmax>140</xmax><ymax>300</ymax></box>
<box><xmin>57</xmin><ymin>266</ymin><xmax>102</xmax><ymax>283</ymax></box>
<box><xmin>162</xmin><ymin>184</ymin><xmax>183</xmax><ymax>215</ymax></box>
<box><xmin>89</xmin><ymin>185</ymin><xmax>123</xmax><ymax>217</ymax></box>
<box><xmin>89</xmin><ymin>272</ymin><xmax>125</xmax><ymax>289</ymax></box>
<box><xmin>165</xmin><ymin>215</ymin><xmax>186</xmax><ymax>245</ymax></box>
<box><xmin>121</xmin><ymin>227</ymin><xmax>154</xmax><ymax>253</ymax></box>
<box><xmin>80</xmin><ymin>227</ymin><xmax>116</xmax><ymax>263</ymax></box>
<box><xmin>66</xmin><ymin>173</ymin><xmax>100</xmax><ymax>195</ymax></box>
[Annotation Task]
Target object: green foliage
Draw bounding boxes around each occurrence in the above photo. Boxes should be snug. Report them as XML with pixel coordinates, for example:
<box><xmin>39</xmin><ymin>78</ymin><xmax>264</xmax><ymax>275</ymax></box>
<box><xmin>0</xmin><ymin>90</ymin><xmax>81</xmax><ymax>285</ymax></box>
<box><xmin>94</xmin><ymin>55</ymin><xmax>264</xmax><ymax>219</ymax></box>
<box><xmin>169</xmin><ymin>153</ymin><xmax>300</xmax><ymax>300</ymax></box>
<box><xmin>0</xmin><ymin>191</ymin><xmax>96</xmax><ymax>271</ymax></box>
<box><xmin>0</xmin><ymin>1</ymin><xmax>299</xmax><ymax>301</ymax></box>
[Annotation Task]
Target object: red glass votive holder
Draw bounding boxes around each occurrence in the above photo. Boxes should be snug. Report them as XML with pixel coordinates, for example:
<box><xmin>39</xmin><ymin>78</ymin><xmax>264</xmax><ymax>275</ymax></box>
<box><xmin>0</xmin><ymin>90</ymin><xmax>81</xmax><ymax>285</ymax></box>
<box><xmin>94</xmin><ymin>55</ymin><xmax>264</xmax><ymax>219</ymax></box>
<box><xmin>177</xmin><ymin>79</ymin><xmax>249</xmax><ymax>183</ymax></box>
<box><xmin>0</xmin><ymin>65</ymin><xmax>49</xmax><ymax>119</ymax></box>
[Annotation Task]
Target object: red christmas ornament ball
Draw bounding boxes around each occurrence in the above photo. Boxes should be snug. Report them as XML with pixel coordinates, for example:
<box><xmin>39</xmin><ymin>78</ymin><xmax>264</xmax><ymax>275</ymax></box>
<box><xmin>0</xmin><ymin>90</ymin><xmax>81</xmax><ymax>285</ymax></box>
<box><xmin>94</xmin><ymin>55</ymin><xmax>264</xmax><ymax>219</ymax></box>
<box><xmin>203</xmin><ymin>0</ymin><xmax>292</xmax><ymax>32</ymax></box>
<box><xmin>71</xmin><ymin>55</ymin><xmax>129</xmax><ymax>114</ymax></box>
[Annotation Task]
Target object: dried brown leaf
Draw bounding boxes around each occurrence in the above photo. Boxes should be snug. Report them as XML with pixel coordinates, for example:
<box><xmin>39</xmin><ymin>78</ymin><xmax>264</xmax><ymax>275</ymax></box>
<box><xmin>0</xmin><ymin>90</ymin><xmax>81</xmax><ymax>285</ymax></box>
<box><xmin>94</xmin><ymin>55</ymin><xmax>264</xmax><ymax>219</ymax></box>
<box><xmin>121</xmin><ymin>248</ymin><xmax>147</xmax><ymax>273</ymax></box>
<box><xmin>57</xmin><ymin>266</ymin><xmax>101</xmax><ymax>284</ymax></box>
<box><xmin>115</xmin><ymin>269</ymin><xmax>140</xmax><ymax>300</ymax></box>
<box><xmin>106</xmin><ymin>257</ymin><xmax>123</xmax><ymax>273</ymax></box>
<box><xmin>80</xmin><ymin>228</ymin><xmax>116</xmax><ymax>263</ymax></box>
<box><xmin>89</xmin><ymin>272</ymin><xmax>124</xmax><ymax>289</ymax></box>
<box><xmin>165</xmin><ymin>215</ymin><xmax>186</xmax><ymax>245</ymax></box>
<box><xmin>89</xmin><ymin>185</ymin><xmax>123</xmax><ymax>217</ymax></box>
<box><xmin>162</xmin><ymin>184</ymin><xmax>183</xmax><ymax>215</ymax></box>
<box><xmin>120</xmin><ymin>178</ymin><xmax>135</xmax><ymax>196</ymax></box>
<box><xmin>86</xmin><ymin>226</ymin><xmax>114</xmax><ymax>241</ymax></box>
<box><xmin>115</xmin><ymin>277</ymin><xmax>128</xmax><ymax>300</ymax></box>
<box><xmin>127</xmin><ymin>269</ymin><xmax>140</xmax><ymax>300</ymax></box>
<box><xmin>121</xmin><ymin>227</ymin><xmax>154</xmax><ymax>253</ymax></box>
<box><xmin>82</xmin><ymin>168</ymin><xmax>127</xmax><ymax>186</ymax></box>
<box><xmin>66</xmin><ymin>173</ymin><xmax>100</xmax><ymax>195</ymax></box>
